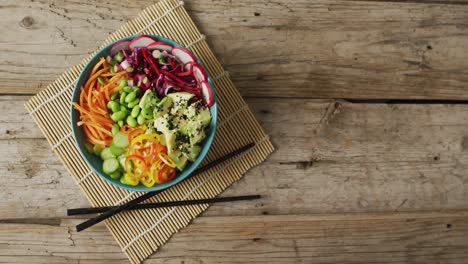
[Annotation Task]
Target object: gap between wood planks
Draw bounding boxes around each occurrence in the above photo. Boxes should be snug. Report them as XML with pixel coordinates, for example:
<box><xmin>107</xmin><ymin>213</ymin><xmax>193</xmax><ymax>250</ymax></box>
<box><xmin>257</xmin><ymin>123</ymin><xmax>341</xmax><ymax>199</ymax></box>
<box><xmin>2</xmin><ymin>210</ymin><xmax>468</xmax><ymax>227</ymax></box>
<box><xmin>12</xmin><ymin>93</ymin><xmax>468</xmax><ymax>104</ymax></box>
<box><xmin>348</xmin><ymin>0</ymin><xmax>468</xmax><ymax>6</ymax></box>
<box><xmin>343</xmin><ymin>99</ymin><xmax>468</xmax><ymax>104</ymax></box>
<box><xmin>245</xmin><ymin>96</ymin><xmax>468</xmax><ymax>105</ymax></box>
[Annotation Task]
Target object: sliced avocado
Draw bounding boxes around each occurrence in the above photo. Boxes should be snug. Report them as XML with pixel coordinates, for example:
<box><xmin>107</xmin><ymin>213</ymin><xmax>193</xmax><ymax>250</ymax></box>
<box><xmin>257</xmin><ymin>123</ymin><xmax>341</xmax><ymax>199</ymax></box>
<box><xmin>164</xmin><ymin>131</ymin><xmax>176</xmax><ymax>155</ymax></box>
<box><xmin>167</xmin><ymin>92</ymin><xmax>194</xmax><ymax>115</ymax></box>
<box><xmin>187</xmin><ymin>120</ymin><xmax>203</xmax><ymax>135</ymax></box>
<box><xmin>153</xmin><ymin>115</ymin><xmax>171</xmax><ymax>133</ymax></box>
<box><xmin>190</xmin><ymin>129</ymin><xmax>206</xmax><ymax>145</ymax></box>
<box><xmin>183</xmin><ymin>144</ymin><xmax>201</xmax><ymax>162</ymax></box>
<box><xmin>185</xmin><ymin>120</ymin><xmax>206</xmax><ymax>145</ymax></box>
<box><xmin>138</xmin><ymin>89</ymin><xmax>158</xmax><ymax>109</ymax></box>
<box><xmin>154</xmin><ymin>96</ymin><xmax>173</xmax><ymax>117</ymax></box>
<box><xmin>177</xmin><ymin>118</ymin><xmax>189</xmax><ymax>135</ymax></box>
<box><xmin>175</xmin><ymin>155</ymin><xmax>188</xmax><ymax>171</ymax></box>
<box><xmin>195</xmin><ymin>107</ymin><xmax>211</xmax><ymax>127</ymax></box>
<box><xmin>171</xmin><ymin>116</ymin><xmax>190</xmax><ymax>135</ymax></box>
<box><xmin>152</xmin><ymin>93</ymin><xmax>211</xmax><ymax>167</ymax></box>
<box><xmin>185</xmin><ymin>104</ymin><xmax>197</xmax><ymax>120</ymax></box>
<box><xmin>167</xmin><ymin>91</ymin><xmax>194</xmax><ymax>99</ymax></box>
<box><xmin>169</xmin><ymin>150</ymin><xmax>188</xmax><ymax>171</ymax></box>
<box><xmin>167</xmin><ymin>92</ymin><xmax>194</xmax><ymax>105</ymax></box>
<box><xmin>159</xmin><ymin>132</ymin><xmax>166</xmax><ymax>146</ymax></box>
<box><xmin>171</xmin><ymin>116</ymin><xmax>181</xmax><ymax>128</ymax></box>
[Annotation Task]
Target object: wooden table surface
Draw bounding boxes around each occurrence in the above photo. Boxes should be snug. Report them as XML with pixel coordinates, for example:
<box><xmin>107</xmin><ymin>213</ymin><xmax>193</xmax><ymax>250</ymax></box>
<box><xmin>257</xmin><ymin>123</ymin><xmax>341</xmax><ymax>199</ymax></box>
<box><xmin>1</xmin><ymin>0</ymin><xmax>468</xmax><ymax>263</ymax></box>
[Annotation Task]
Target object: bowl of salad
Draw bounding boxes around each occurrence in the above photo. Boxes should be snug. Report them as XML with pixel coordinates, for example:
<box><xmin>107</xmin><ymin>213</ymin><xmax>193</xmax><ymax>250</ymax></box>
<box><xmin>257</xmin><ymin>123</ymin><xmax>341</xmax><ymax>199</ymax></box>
<box><xmin>71</xmin><ymin>35</ymin><xmax>217</xmax><ymax>192</ymax></box>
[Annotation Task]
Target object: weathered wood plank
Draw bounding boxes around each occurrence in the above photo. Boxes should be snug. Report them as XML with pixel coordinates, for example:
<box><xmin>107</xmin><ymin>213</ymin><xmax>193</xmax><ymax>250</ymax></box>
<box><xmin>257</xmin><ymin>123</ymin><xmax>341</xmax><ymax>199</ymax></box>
<box><xmin>2</xmin><ymin>96</ymin><xmax>468</xmax><ymax>218</ymax></box>
<box><xmin>1</xmin><ymin>0</ymin><xmax>468</xmax><ymax>98</ymax></box>
<box><xmin>0</xmin><ymin>96</ymin><xmax>44</xmax><ymax>139</ymax></box>
<box><xmin>1</xmin><ymin>214</ymin><xmax>467</xmax><ymax>263</ymax></box>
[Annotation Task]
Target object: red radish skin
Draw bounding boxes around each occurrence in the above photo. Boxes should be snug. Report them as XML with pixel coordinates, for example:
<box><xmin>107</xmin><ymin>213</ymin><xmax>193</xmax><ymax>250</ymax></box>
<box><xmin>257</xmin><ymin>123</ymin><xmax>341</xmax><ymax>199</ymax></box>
<box><xmin>171</xmin><ymin>47</ymin><xmax>196</xmax><ymax>65</ymax></box>
<box><xmin>148</xmin><ymin>42</ymin><xmax>173</xmax><ymax>52</ymax></box>
<box><xmin>184</xmin><ymin>61</ymin><xmax>194</xmax><ymax>71</ymax></box>
<box><xmin>201</xmin><ymin>81</ymin><xmax>214</xmax><ymax>107</ymax></box>
<box><xmin>129</xmin><ymin>35</ymin><xmax>156</xmax><ymax>50</ymax></box>
<box><xmin>110</xmin><ymin>40</ymin><xmax>130</xmax><ymax>56</ymax></box>
<box><xmin>192</xmin><ymin>64</ymin><xmax>207</xmax><ymax>83</ymax></box>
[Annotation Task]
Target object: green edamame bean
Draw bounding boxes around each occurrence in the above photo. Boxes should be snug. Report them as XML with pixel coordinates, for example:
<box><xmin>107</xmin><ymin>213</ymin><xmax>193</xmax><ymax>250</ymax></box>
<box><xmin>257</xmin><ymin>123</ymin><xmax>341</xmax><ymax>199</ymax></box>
<box><xmin>131</xmin><ymin>106</ymin><xmax>141</xmax><ymax>118</ymax></box>
<box><xmin>120</xmin><ymin>105</ymin><xmax>128</xmax><ymax>113</ymax></box>
<box><xmin>127</xmin><ymin>99</ymin><xmax>140</xmax><ymax>108</ymax></box>
<box><xmin>133</xmin><ymin>87</ymin><xmax>142</xmax><ymax>96</ymax></box>
<box><xmin>107</xmin><ymin>101</ymin><xmax>120</xmax><ymax>113</ymax></box>
<box><xmin>118</xmin><ymin>120</ymin><xmax>124</xmax><ymax>127</ymax></box>
<box><xmin>125</xmin><ymin>91</ymin><xmax>137</xmax><ymax>103</ymax></box>
<box><xmin>110</xmin><ymin>92</ymin><xmax>118</xmax><ymax>101</ymax></box>
<box><xmin>142</xmin><ymin>107</ymin><xmax>152</xmax><ymax>119</ymax></box>
<box><xmin>137</xmin><ymin>114</ymin><xmax>146</xmax><ymax>125</ymax></box>
<box><xmin>119</xmin><ymin>80</ymin><xmax>127</xmax><ymax>88</ymax></box>
<box><xmin>111</xmin><ymin>104</ymin><xmax>120</xmax><ymax>113</ymax></box>
<box><xmin>110</xmin><ymin>111</ymin><xmax>127</xmax><ymax>122</ymax></box>
<box><xmin>120</xmin><ymin>92</ymin><xmax>127</xmax><ymax>104</ymax></box>
<box><xmin>111</xmin><ymin>124</ymin><xmax>120</xmax><ymax>135</ymax></box>
<box><xmin>126</xmin><ymin>116</ymin><xmax>137</xmax><ymax>127</ymax></box>
<box><xmin>123</xmin><ymin>86</ymin><xmax>133</xmax><ymax>93</ymax></box>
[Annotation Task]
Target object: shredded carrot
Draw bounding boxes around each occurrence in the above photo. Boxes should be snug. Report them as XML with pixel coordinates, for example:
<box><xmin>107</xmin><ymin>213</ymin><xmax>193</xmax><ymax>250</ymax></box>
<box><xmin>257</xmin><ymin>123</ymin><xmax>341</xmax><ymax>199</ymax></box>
<box><xmin>91</xmin><ymin>57</ymin><xmax>106</xmax><ymax>74</ymax></box>
<box><xmin>85</xmin><ymin>67</ymin><xmax>109</xmax><ymax>88</ymax></box>
<box><xmin>79</xmin><ymin>87</ymin><xmax>85</xmax><ymax>107</ymax></box>
<box><xmin>72</xmin><ymin>58</ymin><xmax>127</xmax><ymax>147</ymax></box>
<box><xmin>83</xmin><ymin>121</ymin><xmax>113</xmax><ymax>137</ymax></box>
<box><xmin>104</xmin><ymin>83</ymin><xmax>110</xmax><ymax>101</ymax></box>
<box><xmin>110</xmin><ymin>86</ymin><xmax>123</xmax><ymax>95</ymax></box>
<box><xmin>101</xmin><ymin>72</ymin><xmax>126</xmax><ymax>91</ymax></box>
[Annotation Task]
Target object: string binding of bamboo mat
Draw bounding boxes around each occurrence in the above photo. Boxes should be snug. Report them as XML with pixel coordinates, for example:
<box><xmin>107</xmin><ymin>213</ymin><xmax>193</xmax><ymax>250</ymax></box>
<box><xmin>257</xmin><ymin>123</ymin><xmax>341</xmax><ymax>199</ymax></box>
<box><xmin>24</xmin><ymin>0</ymin><xmax>275</xmax><ymax>263</ymax></box>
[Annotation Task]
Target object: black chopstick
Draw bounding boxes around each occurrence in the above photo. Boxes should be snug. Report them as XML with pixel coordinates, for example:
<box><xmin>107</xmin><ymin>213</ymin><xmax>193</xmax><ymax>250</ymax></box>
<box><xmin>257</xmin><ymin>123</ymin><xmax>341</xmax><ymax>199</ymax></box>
<box><xmin>75</xmin><ymin>142</ymin><xmax>255</xmax><ymax>232</ymax></box>
<box><xmin>68</xmin><ymin>195</ymin><xmax>261</xmax><ymax>215</ymax></box>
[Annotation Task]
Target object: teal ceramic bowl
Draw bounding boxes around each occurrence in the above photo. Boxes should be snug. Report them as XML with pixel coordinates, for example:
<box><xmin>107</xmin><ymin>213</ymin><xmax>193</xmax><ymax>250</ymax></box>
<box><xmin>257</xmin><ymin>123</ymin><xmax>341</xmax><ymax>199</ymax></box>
<box><xmin>71</xmin><ymin>35</ymin><xmax>217</xmax><ymax>192</ymax></box>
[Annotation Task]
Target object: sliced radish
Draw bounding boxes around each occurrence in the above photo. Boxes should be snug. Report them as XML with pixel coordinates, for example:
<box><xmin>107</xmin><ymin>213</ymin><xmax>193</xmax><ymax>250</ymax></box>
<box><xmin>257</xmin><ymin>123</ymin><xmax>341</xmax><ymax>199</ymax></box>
<box><xmin>201</xmin><ymin>81</ymin><xmax>214</xmax><ymax>107</ymax></box>
<box><xmin>171</xmin><ymin>47</ymin><xmax>196</xmax><ymax>65</ymax></box>
<box><xmin>148</xmin><ymin>41</ymin><xmax>173</xmax><ymax>52</ymax></box>
<box><xmin>184</xmin><ymin>61</ymin><xmax>194</xmax><ymax>71</ymax></box>
<box><xmin>110</xmin><ymin>40</ymin><xmax>130</xmax><ymax>56</ymax></box>
<box><xmin>129</xmin><ymin>35</ymin><xmax>156</xmax><ymax>50</ymax></box>
<box><xmin>192</xmin><ymin>64</ymin><xmax>207</xmax><ymax>83</ymax></box>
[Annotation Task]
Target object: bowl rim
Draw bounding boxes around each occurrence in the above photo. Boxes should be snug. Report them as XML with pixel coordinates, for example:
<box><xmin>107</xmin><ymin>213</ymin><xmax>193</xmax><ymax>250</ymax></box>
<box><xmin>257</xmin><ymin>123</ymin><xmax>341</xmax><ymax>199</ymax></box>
<box><xmin>70</xmin><ymin>34</ymin><xmax>217</xmax><ymax>192</ymax></box>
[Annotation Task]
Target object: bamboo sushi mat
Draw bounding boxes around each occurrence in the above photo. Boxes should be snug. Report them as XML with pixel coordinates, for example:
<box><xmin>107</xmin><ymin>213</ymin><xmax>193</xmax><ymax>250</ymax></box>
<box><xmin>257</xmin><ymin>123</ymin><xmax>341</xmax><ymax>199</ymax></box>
<box><xmin>24</xmin><ymin>0</ymin><xmax>274</xmax><ymax>263</ymax></box>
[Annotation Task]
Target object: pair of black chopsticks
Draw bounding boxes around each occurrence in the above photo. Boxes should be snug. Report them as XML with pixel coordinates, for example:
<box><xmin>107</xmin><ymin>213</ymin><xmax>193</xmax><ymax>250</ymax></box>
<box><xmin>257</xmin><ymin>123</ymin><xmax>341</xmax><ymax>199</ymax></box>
<box><xmin>70</xmin><ymin>142</ymin><xmax>258</xmax><ymax>232</ymax></box>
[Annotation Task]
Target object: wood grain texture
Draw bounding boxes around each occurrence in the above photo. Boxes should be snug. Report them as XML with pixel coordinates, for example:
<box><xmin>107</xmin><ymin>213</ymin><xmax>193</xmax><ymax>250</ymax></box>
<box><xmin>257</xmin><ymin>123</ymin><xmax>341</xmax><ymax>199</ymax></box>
<box><xmin>1</xmin><ymin>0</ymin><xmax>468</xmax><ymax>98</ymax></box>
<box><xmin>1</xmin><ymin>214</ymin><xmax>467</xmax><ymax>263</ymax></box>
<box><xmin>2</xmin><ymin>96</ymin><xmax>468</xmax><ymax>219</ymax></box>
